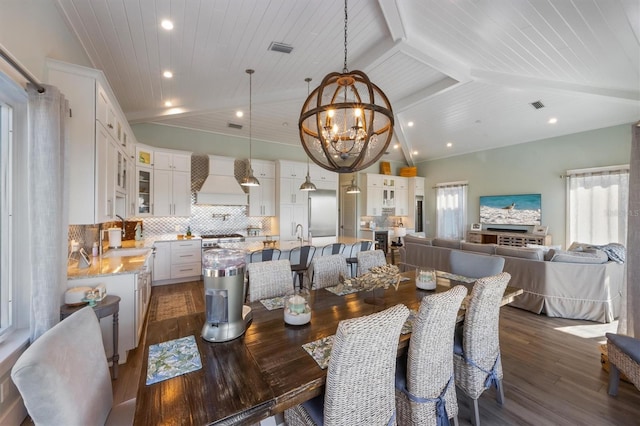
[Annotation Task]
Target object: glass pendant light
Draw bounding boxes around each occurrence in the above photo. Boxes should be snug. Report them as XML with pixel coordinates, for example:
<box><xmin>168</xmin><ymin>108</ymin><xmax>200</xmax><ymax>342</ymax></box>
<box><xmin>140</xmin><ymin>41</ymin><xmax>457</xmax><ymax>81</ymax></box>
<box><xmin>300</xmin><ymin>77</ymin><xmax>317</xmax><ymax>192</ymax></box>
<box><xmin>241</xmin><ymin>69</ymin><xmax>260</xmax><ymax>187</ymax></box>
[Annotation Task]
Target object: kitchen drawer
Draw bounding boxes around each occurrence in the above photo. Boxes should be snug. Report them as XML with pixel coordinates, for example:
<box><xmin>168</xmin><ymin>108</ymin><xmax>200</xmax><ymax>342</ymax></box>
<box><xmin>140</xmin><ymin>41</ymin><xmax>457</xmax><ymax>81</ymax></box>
<box><xmin>171</xmin><ymin>249</ymin><xmax>201</xmax><ymax>265</ymax></box>
<box><xmin>171</xmin><ymin>262</ymin><xmax>202</xmax><ymax>278</ymax></box>
<box><xmin>171</xmin><ymin>240</ymin><xmax>201</xmax><ymax>250</ymax></box>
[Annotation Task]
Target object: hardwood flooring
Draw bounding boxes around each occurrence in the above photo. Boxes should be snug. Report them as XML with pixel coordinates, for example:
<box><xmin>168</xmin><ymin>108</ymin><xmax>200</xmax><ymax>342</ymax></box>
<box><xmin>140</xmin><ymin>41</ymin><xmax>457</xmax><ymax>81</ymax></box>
<box><xmin>113</xmin><ymin>281</ymin><xmax>640</xmax><ymax>425</ymax></box>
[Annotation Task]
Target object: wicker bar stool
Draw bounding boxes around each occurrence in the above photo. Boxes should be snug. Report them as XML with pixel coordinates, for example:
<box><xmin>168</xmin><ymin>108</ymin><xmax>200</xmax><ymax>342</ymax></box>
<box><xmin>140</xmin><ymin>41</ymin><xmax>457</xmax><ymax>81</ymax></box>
<box><xmin>285</xmin><ymin>304</ymin><xmax>410</xmax><ymax>425</ymax></box>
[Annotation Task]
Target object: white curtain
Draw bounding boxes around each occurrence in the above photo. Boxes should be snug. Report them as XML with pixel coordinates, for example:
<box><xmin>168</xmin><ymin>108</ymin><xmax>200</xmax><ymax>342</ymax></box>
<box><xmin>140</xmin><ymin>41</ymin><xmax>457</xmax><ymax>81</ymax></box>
<box><xmin>567</xmin><ymin>167</ymin><xmax>629</xmax><ymax>246</ymax></box>
<box><xmin>436</xmin><ymin>183</ymin><xmax>467</xmax><ymax>240</ymax></box>
<box><xmin>27</xmin><ymin>84</ymin><xmax>69</xmax><ymax>341</ymax></box>
<box><xmin>618</xmin><ymin>123</ymin><xmax>640</xmax><ymax>338</ymax></box>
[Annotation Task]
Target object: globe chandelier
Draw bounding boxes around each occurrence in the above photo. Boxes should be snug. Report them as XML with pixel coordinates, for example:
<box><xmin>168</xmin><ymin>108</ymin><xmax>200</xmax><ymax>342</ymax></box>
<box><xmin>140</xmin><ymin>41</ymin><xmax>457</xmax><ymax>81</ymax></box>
<box><xmin>299</xmin><ymin>0</ymin><xmax>394</xmax><ymax>173</ymax></box>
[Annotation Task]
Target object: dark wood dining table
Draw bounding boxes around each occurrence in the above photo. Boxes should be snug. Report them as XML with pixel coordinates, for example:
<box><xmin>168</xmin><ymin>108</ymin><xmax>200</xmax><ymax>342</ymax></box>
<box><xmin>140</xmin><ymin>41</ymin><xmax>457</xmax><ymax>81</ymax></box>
<box><xmin>133</xmin><ymin>270</ymin><xmax>522</xmax><ymax>425</ymax></box>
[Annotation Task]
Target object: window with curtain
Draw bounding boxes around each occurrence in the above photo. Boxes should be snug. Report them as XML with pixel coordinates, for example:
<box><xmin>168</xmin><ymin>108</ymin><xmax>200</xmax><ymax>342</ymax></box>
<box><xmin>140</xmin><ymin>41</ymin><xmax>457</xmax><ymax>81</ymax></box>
<box><xmin>436</xmin><ymin>181</ymin><xmax>468</xmax><ymax>240</ymax></box>
<box><xmin>566</xmin><ymin>165</ymin><xmax>629</xmax><ymax>246</ymax></box>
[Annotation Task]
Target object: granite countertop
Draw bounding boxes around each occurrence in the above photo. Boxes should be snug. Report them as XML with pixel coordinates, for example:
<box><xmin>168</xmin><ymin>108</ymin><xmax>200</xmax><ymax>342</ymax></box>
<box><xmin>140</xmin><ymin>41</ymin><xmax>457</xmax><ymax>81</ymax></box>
<box><xmin>214</xmin><ymin>236</ymin><xmax>371</xmax><ymax>254</ymax></box>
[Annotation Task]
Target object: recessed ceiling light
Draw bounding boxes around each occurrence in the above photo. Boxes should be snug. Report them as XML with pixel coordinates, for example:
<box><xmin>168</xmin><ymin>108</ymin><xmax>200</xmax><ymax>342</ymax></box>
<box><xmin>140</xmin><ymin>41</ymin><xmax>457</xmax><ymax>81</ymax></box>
<box><xmin>163</xmin><ymin>70</ymin><xmax>173</xmax><ymax>78</ymax></box>
<box><xmin>407</xmin><ymin>121</ymin><xmax>414</xmax><ymax>127</ymax></box>
<box><xmin>236</xmin><ymin>111</ymin><xmax>243</xmax><ymax>118</ymax></box>
<box><xmin>393</xmin><ymin>143</ymin><xmax>399</xmax><ymax>149</ymax></box>
<box><xmin>164</xmin><ymin>101</ymin><xmax>172</xmax><ymax>107</ymax></box>
<box><xmin>446</xmin><ymin>142</ymin><xmax>453</xmax><ymax>148</ymax></box>
<box><xmin>413</xmin><ymin>150</ymin><xmax>418</xmax><ymax>155</ymax></box>
<box><xmin>548</xmin><ymin>117</ymin><xmax>558</xmax><ymax>124</ymax></box>
<box><xmin>161</xmin><ymin>20</ymin><xmax>174</xmax><ymax>30</ymax></box>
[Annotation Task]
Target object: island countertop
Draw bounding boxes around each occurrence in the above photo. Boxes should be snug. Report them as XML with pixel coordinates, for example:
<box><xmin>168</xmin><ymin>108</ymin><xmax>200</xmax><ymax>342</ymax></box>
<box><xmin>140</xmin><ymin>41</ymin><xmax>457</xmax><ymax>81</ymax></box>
<box><xmin>213</xmin><ymin>236</ymin><xmax>372</xmax><ymax>254</ymax></box>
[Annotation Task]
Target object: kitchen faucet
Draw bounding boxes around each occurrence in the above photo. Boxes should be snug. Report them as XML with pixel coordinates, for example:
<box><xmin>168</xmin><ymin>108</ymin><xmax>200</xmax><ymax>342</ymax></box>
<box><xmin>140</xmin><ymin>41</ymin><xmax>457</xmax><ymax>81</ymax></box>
<box><xmin>115</xmin><ymin>214</ymin><xmax>126</xmax><ymax>237</ymax></box>
<box><xmin>295</xmin><ymin>224</ymin><xmax>304</xmax><ymax>244</ymax></box>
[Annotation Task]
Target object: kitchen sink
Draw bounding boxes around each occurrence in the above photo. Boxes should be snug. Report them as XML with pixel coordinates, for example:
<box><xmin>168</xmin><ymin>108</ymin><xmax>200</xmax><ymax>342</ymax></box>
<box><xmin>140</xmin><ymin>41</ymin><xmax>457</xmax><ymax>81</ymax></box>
<box><xmin>102</xmin><ymin>248</ymin><xmax>151</xmax><ymax>258</ymax></box>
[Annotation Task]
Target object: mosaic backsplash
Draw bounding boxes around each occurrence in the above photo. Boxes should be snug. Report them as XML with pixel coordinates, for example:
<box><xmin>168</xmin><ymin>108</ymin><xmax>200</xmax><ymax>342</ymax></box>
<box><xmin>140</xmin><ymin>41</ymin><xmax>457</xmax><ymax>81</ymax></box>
<box><xmin>69</xmin><ymin>153</ymin><xmax>273</xmax><ymax>250</ymax></box>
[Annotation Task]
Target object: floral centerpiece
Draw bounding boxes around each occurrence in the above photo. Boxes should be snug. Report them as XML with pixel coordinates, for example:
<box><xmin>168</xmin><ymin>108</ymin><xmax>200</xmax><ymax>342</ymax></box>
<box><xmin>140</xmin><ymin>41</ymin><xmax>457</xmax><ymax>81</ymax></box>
<box><xmin>337</xmin><ymin>264</ymin><xmax>402</xmax><ymax>293</ymax></box>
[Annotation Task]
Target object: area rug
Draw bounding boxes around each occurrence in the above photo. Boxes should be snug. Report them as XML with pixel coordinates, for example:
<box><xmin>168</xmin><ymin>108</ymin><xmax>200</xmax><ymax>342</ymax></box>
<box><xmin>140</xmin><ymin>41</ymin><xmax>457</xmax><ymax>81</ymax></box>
<box><xmin>149</xmin><ymin>292</ymin><xmax>197</xmax><ymax>322</ymax></box>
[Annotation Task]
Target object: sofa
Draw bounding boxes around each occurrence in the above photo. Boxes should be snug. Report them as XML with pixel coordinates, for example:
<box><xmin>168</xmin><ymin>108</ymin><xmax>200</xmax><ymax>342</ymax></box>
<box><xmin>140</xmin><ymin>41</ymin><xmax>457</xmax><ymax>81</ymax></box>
<box><xmin>399</xmin><ymin>234</ymin><xmax>625</xmax><ymax>323</ymax></box>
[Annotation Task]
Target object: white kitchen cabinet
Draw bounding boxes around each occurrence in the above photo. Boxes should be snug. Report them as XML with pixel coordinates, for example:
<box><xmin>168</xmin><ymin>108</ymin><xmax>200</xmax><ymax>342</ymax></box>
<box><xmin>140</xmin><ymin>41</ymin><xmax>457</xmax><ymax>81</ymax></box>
<box><xmin>153</xmin><ymin>169</ymin><xmax>191</xmax><ymax>216</ymax></box>
<box><xmin>251</xmin><ymin>159</ymin><xmax>275</xmax><ymax>179</ymax></box>
<box><xmin>279</xmin><ymin>204</ymin><xmax>307</xmax><ymax>241</ymax></box>
<box><xmin>136</xmin><ymin>166</ymin><xmax>153</xmax><ymax>216</ymax></box>
<box><xmin>279</xmin><ymin>160</ymin><xmax>308</xmax><ymax>179</ymax></box>
<box><xmin>366</xmin><ymin>187</ymin><xmax>384</xmax><ymax>216</ymax></box>
<box><xmin>152</xmin><ymin>241</ymin><xmax>171</xmax><ymax>282</ymax></box>
<box><xmin>46</xmin><ymin>59</ymin><xmax>138</xmax><ymax>224</ymax></box>
<box><xmin>412</xmin><ymin>176</ymin><xmax>425</xmax><ymax>196</ymax></box>
<box><xmin>309</xmin><ymin>164</ymin><xmax>338</xmax><ymax>190</ymax></box>
<box><xmin>394</xmin><ymin>177</ymin><xmax>408</xmax><ymax>216</ymax></box>
<box><xmin>279</xmin><ymin>178</ymin><xmax>309</xmax><ymax>206</ymax></box>
<box><xmin>154</xmin><ymin>151</ymin><xmax>191</xmax><ymax>172</ymax></box>
<box><xmin>249</xmin><ymin>177</ymin><xmax>276</xmax><ymax>216</ymax></box>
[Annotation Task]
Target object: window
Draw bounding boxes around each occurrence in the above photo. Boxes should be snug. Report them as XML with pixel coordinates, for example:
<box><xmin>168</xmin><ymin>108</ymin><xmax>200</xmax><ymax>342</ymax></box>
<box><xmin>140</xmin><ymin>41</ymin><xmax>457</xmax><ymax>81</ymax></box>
<box><xmin>436</xmin><ymin>181</ymin><xmax>468</xmax><ymax>240</ymax></box>
<box><xmin>566</xmin><ymin>165</ymin><xmax>629</xmax><ymax>246</ymax></box>
<box><xmin>0</xmin><ymin>98</ymin><xmax>13</xmax><ymax>332</ymax></box>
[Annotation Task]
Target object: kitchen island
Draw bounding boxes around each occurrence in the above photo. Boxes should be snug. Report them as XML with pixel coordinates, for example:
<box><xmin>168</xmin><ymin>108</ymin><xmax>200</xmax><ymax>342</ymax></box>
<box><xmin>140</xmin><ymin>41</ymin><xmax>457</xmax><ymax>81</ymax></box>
<box><xmin>213</xmin><ymin>236</ymin><xmax>371</xmax><ymax>254</ymax></box>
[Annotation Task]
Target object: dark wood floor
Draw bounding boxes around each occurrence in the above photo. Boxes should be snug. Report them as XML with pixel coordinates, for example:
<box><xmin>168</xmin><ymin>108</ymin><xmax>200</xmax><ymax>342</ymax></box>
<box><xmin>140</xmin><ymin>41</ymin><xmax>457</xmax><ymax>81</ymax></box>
<box><xmin>113</xmin><ymin>281</ymin><xmax>640</xmax><ymax>426</ymax></box>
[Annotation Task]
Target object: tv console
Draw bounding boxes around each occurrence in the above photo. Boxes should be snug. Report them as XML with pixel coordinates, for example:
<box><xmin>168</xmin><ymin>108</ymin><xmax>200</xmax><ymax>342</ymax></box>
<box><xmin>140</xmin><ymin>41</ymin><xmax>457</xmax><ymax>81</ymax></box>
<box><xmin>486</xmin><ymin>227</ymin><xmax>528</xmax><ymax>233</ymax></box>
<box><xmin>467</xmin><ymin>230</ymin><xmax>552</xmax><ymax>247</ymax></box>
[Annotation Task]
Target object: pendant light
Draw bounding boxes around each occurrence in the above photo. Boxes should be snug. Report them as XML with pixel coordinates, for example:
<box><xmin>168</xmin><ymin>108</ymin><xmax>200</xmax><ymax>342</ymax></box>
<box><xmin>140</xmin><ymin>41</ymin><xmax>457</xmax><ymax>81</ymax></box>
<box><xmin>346</xmin><ymin>174</ymin><xmax>361</xmax><ymax>194</ymax></box>
<box><xmin>299</xmin><ymin>77</ymin><xmax>317</xmax><ymax>192</ymax></box>
<box><xmin>241</xmin><ymin>69</ymin><xmax>260</xmax><ymax>187</ymax></box>
<box><xmin>299</xmin><ymin>0</ymin><xmax>394</xmax><ymax>173</ymax></box>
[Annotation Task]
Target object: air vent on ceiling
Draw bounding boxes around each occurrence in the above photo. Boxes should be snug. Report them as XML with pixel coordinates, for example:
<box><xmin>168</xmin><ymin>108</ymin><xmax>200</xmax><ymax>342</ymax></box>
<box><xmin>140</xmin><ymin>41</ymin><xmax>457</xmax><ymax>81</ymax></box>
<box><xmin>269</xmin><ymin>42</ymin><xmax>293</xmax><ymax>54</ymax></box>
<box><xmin>530</xmin><ymin>100</ymin><xmax>545</xmax><ymax>110</ymax></box>
<box><xmin>227</xmin><ymin>122</ymin><xmax>243</xmax><ymax>130</ymax></box>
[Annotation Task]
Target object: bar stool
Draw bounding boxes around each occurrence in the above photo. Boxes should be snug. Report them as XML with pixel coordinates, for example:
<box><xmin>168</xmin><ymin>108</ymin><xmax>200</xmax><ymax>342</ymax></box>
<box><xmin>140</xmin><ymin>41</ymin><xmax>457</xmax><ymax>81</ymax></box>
<box><xmin>249</xmin><ymin>248</ymin><xmax>281</xmax><ymax>263</ymax></box>
<box><xmin>346</xmin><ymin>241</ymin><xmax>372</xmax><ymax>277</ymax></box>
<box><xmin>289</xmin><ymin>245</ymin><xmax>316</xmax><ymax>289</ymax></box>
<box><xmin>321</xmin><ymin>243</ymin><xmax>346</xmax><ymax>256</ymax></box>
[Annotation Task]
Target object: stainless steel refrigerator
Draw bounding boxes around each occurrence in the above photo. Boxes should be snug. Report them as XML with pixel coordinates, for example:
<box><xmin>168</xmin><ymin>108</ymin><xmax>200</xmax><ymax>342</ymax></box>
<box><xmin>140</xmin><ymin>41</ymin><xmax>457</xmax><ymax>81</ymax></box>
<box><xmin>308</xmin><ymin>189</ymin><xmax>337</xmax><ymax>237</ymax></box>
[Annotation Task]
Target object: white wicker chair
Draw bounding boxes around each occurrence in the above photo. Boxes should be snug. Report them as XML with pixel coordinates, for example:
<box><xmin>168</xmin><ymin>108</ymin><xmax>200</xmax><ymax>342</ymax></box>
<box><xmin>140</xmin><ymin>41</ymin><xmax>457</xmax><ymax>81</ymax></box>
<box><xmin>311</xmin><ymin>254</ymin><xmax>350</xmax><ymax>290</ymax></box>
<box><xmin>247</xmin><ymin>259</ymin><xmax>293</xmax><ymax>302</ymax></box>
<box><xmin>449</xmin><ymin>250</ymin><xmax>504</xmax><ymax>279</ymax></box>
<box><xmin>356</xmin><ymin>249</ymin><xmax>387</xmax><ymax>276</ymax></box>
<box><xmin>11</xmin><ymin>307</ymin><xmax>135</xmax><ymax>425</ymax></box>
<box><xmin>453</xmin><ymin>272</ymin><xmax>511</xmax><ymax>426</ymax></box>
<box><xmin>395</xmin><ymin>285</ymin><xmax>468</xmax><ymax>426</ymax></box>
<box><xmin>285</xmin><ymin>304</ymin><xmax>410</xmax><ymax>426</ymax></box>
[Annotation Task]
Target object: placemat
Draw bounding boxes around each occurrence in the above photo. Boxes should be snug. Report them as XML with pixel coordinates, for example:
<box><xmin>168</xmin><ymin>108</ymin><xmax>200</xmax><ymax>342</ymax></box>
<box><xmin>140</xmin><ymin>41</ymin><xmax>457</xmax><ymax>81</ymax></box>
<box><xmin>260</xmin><ymin>296</ymin><xmax>285</xmax><ymax>310</ymax></box>
<box><xmin>302</xmin><ymin>335</ymin><xmax>335</xmax><ymax>370</ymax></box>
<box><xmin>146</xmin><ymin>335</ymin><xmax>202</xmax><ymax>385</ymax></box>
<box><xmin>324</xmin><ymin>285</ymin><xmax>362</xmax><ymax>296</ymax></box>
<box><xmin>436</xmin><ymin>271</ymin><xmax>476</xmax><ymax>284</ymax></box>
<box><xmin>302</xmin><ymin>310</ymin><xmax>418</xmax><ymax>369</ymax></box>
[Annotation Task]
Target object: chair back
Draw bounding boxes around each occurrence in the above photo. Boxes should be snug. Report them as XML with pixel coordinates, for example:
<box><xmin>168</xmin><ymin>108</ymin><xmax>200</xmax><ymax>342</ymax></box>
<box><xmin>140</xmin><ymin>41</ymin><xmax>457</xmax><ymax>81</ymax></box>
<box><xmin>454</xmin><ymin>272</ymin><xmax>511</xmax><ymax>399</ymax></box>
<box><xmin>247</xmin><ymin>259</ymin><xmax>293</xmax><ymax>302</ymax></box>
<box><xmin>324</xmin><ymin>304</ymin><xmax>410</xmax><ymax>425</ymax></box>
<box><xmin>311</xmin><ymin>254</ymin><xmax>350</xmax><ymax>289</ymax></box>
<box><xmin>397</xmin><ymin>285</ymin><xmax>468</xmax><ymax>424</ymax></box>
<box><xmin>356</xmin><ymin>249</ymin><xmax>387</xmax><ymax>275</ymax></box>
<box><xmin>348</xmin><ymin>240</ymin><xmax>373</xmax><ymax>259</ymax></box>
<box><xmin>289</xmin><ymin>245</ymin><xmax>316</xmax><ymax>268</ymax></box>
<box><xmin>321</xmin><ymin>243</ymin><xmax>346</xmax><ymax>256</ymax></box>
<box><xmin>250</xmin><ymin>248</ymin><xmax>281</xmax><ymax>263</ymax></box>
<box><xmin>450</xmin><ymin>250</ymin><xmax>504</xmax><ymax>279</ymax></box>
<box><xmin>11</xmin><ymin>307</ymin><xmax>114</xmax><ymax>425</ymax></box>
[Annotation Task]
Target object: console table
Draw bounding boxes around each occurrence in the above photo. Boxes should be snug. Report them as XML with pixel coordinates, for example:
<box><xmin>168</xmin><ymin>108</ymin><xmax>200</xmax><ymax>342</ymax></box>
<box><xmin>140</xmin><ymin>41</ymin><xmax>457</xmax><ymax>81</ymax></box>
<box><xmin>467</xmin><ymin>230</ymin><xmax>552</xmax><ymax>247</ymax></box>
<box><xmin>60</xmin><ymin>295</ymin><xmax>120</xmax><ymax>379</ymax></box>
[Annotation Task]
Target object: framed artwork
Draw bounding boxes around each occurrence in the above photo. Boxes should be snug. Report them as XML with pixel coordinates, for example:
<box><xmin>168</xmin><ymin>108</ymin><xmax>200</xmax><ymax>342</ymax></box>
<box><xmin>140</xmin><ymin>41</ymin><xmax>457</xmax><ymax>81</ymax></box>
<box><xmin>470</xmin><ymin>223</ymin><xmax>482</xmax><ymax>231</ymax></box>
<box><xmin>532</xmin><ymin>225</ymin><xmax>548</xmax><ymax>235</ymax></box>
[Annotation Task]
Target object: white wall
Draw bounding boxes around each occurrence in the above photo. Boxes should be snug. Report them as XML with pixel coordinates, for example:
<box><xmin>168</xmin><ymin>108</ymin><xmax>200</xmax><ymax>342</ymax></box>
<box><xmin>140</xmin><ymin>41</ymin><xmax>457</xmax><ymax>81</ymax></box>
<box><xmin>418</xmin><ymin>124</ymin><xmax>633</xmax><ymax>246</ymax></box>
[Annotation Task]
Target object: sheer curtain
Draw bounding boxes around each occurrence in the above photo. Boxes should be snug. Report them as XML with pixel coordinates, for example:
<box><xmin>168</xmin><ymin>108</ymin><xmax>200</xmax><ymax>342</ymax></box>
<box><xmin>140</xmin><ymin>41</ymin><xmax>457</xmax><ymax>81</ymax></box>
<box><xmin>436</xmin><ymin>182</ymin><xmax>467</xmax><ymax>240</ymax></box>
<box><xmin>27</xmin><ymin>84</ymin><xmax>69</xmax><ymax>341</ymax></box>
<box><xmin>618</xmin><ymin>123</ymin><xmax>640</xmax><ymax>338</ymax></box>
<box><xmin>566</xmin><ymin>166</ymin><xmax>629</xmax><ymax>246</ymax></box>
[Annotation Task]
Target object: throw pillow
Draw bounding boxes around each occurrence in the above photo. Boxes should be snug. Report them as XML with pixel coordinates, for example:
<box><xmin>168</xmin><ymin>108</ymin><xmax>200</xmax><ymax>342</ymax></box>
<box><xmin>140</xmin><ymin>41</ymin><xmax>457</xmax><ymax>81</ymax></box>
<box><xmin>432</xmin><ymin>238</ymin><xmax>461</xmax><ymax>250</ymax></box>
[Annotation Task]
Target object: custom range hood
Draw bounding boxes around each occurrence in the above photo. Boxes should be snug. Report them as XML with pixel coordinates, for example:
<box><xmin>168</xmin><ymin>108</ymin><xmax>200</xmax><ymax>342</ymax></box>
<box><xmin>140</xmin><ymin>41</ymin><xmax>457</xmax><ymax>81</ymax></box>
<box><xmin>196</xmin><ymin>155</ymin><xmax>248</xmax><ymax>205</ymax></box>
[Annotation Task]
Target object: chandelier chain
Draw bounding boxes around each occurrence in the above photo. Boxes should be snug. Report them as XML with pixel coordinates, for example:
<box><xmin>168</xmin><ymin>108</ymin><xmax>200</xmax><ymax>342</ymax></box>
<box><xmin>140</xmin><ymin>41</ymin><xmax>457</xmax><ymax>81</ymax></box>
<box><xmin>343</xmin><ymin>0</ymin><xmax>348</xmax><ymax>73</ymax></box>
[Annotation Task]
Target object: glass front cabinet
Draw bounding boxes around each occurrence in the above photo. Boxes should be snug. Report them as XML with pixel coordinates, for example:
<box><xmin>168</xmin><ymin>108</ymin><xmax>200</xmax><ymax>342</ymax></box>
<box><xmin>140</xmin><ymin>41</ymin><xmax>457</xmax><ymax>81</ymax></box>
<box><xmin>136</xmin><ymin>166</ymin><xmax>153</xmax><ymax>216</ymax></box>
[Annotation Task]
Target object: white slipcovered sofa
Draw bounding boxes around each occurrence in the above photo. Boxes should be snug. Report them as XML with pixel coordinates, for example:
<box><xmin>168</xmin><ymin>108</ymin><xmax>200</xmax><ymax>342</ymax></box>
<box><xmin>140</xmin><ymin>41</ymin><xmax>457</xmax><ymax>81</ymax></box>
<box><xmin>399</xmin><ymin>234</ymin><xmax>625</xmax><ymax>323</ymax></box>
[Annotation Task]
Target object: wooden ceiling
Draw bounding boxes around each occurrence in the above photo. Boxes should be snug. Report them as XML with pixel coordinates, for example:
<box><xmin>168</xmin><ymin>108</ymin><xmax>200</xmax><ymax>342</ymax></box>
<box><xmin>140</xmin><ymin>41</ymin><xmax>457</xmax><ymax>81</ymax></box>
<box><xmin>55</xmin><ymin>0</ymin><xmax>640</xmax><ymax>164</ymax></box>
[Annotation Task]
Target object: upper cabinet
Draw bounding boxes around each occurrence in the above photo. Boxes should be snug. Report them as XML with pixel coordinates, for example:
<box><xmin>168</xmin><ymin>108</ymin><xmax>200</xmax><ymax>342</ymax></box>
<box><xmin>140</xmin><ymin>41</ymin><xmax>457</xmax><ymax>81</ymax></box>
<box><xmin>46</xmin><ymin>59</ymin><xmax>138</xmax><ymax>224</ymax></box>
<box><xmin>309</xmin><ymin>164</ymin><xmax>338</xmax><ymax>190</ymax></box>
<box><xmin>248</xmin><ymin>159</ymin><xmax>276</xmax><ymax>216</ymax></box>
<box><xmin>154</xmin><ymin>151</ymin><xmax>191</xmax><ymax>172</ymax></box>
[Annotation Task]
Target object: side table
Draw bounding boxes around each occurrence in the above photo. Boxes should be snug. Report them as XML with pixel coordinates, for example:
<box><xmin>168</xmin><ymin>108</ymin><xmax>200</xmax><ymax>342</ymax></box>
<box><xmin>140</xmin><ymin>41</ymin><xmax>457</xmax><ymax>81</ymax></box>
<box><xmin>60</xmin><ymin>294</ymin><xmax>121</xmax><ymax>379</ymax></box>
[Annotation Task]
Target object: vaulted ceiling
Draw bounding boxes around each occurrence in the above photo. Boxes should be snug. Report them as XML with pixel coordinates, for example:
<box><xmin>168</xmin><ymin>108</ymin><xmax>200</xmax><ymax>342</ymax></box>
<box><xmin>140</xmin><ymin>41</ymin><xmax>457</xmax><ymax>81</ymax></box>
<box><xmin>55</xmin><ymin>0</ymin><xmax>640</xmax><ymax>164</ymax></box>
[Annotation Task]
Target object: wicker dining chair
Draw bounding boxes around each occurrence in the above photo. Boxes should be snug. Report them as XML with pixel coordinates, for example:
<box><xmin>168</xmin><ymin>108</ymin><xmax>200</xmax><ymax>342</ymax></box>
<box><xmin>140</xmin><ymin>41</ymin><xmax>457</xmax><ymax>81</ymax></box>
<box><xmin>356</xmin><ymin>249</ymin><xmax>387</xmax><ymax>276</ymax></box>
<box><xmin>311</xmin><ymin>254</ymin><xmax>350</xmax><ymax>290</ymax></box>
<box><xmin>449</xmin><ymin>250</ymin><xmax>504</xmax><ymax>279</ymax></box>
<box><xmin>395</xmin><ymin>285</ymin><xmax>468</xmax><ymax>426</ymax></box>
<box><xmin>606</xmin><ymin>332</ymin><xmax>640</xmax><ymax>395</ymax></box>
<box><xmin>453</xmin><ymin>272</ymin><xmax>511</xmax><ymax>426</ymax></box>
<box><xmin>285</xmin><ymin>304</ymin><xmax>410</xmax><ymax>426</ymax></box>
<box><xmin>246</xmin><ymin>259</ymin><xmax>293</xmax><ymax>302</ymax></box>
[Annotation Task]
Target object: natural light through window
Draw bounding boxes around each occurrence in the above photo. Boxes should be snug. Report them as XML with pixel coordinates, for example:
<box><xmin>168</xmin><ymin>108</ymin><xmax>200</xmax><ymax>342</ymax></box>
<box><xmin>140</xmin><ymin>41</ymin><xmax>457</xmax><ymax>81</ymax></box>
<box><xmin>436</xmin><ymin>181</ymin><xmax>468</xmax><ymax>240</ymax></box>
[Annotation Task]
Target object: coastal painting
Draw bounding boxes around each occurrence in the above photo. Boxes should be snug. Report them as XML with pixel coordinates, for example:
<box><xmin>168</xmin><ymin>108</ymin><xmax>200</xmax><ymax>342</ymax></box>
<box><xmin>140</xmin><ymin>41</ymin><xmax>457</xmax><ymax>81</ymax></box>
<box><xmin>479</xmin><ymin>194</ymin><xmax>541</xmax><ymax>225</ymax></box>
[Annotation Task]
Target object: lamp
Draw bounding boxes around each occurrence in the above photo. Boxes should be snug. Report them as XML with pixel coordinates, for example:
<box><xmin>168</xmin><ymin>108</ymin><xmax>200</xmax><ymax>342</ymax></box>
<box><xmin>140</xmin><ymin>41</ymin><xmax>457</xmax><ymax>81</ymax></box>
<box><xmin>346</xmin><ymin>175</ymin><xmax>361</xmax><ymax>194</ymax></box>
<box><xmin>241</xmin><ymin>69</ymin><xmax>260</xmax><ymax>187</ymax></box>
<box><xmin>298</xmin><ymin>0</ymin><xmax>394</xmax><ymax>174</ymax></box>
<box><xmin>299</xmin><ymin>78</ymin><xmax>317</xmax><ymax>192</ymax></box>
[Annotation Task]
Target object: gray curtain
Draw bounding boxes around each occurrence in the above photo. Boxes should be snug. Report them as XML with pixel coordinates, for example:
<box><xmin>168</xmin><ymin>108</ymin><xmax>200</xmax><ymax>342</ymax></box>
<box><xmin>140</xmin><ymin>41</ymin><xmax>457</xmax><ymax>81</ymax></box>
<box><xmin>27</xmin><ymin>84</ymin><xmax>69</xmax><ymax>341</ymax></box>
<box><xmin>618</xmin><ymin>123</ymin><xmax>640</xmax><ymax>338</ymax></box>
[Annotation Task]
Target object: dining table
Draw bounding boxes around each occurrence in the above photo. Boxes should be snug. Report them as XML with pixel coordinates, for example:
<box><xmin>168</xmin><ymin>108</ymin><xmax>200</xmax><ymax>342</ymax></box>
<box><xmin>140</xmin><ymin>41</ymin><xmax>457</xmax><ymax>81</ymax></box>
<box><xmin>133</xmin><ymin>269</ymin><xmax>523</xmax><ymax>425</ymax></box>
